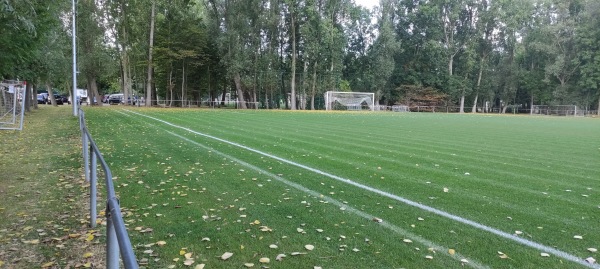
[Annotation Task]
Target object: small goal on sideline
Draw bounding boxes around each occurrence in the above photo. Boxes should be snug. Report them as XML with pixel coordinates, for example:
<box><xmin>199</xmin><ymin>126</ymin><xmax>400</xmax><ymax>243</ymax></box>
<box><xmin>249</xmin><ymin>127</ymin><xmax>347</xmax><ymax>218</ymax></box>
<box><xmin>531</xmin><ymin>105</ymin><xmax>582</xmax><ymax>117</ymax></box>
<box><xmin>324</xmin><ymin>91</ymin><xmax>375</xmax><ymax>111</ymax></box>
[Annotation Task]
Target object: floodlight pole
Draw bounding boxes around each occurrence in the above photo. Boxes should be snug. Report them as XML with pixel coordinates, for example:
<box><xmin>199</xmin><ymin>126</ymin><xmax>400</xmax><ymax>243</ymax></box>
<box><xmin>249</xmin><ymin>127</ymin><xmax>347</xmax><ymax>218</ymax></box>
<box><xmin>72</xmin><ymin>0</ymin><xmax>78</xmax><ymax>116</ymax></box>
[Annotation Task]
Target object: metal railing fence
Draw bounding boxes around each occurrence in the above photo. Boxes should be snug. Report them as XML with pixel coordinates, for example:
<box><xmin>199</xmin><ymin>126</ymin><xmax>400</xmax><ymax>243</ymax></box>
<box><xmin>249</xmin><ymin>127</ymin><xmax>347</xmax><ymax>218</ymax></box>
<box><xmin>79</xmin><ymin>109</ymin><xmax>138</xmax><ymax>269</ymax></box>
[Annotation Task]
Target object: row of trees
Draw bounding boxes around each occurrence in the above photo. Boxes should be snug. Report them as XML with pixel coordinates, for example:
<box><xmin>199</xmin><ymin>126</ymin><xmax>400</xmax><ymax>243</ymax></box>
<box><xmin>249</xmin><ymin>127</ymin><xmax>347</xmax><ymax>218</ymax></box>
<box><xmin>1</xmin><ymin>0</ymin><xmax>599</xmax><ymax>113</ymax></box>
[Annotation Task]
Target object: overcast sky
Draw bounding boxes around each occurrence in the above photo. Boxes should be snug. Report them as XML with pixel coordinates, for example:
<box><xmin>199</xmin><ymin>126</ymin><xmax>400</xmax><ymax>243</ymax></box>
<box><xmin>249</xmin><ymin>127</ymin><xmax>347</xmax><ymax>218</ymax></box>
<box><xmin>354</xmin><ymin>0</ymin><xmax>379</xmax><ymax>9</ymax></box>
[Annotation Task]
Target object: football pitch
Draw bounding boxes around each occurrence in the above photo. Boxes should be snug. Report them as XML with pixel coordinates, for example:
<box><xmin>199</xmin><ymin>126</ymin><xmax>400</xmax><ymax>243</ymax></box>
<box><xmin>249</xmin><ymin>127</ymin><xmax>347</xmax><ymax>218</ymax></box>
<box><xmin>83</xmin><ymin>107</ymin><xmax>600</xmax><ymax>268</ymax></box>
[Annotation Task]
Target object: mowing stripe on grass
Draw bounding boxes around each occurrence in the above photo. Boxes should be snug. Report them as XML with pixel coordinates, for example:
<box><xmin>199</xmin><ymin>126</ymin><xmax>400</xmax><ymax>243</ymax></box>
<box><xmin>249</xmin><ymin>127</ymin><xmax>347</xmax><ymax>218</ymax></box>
<box><xmin>125</xmin><ymin>109</ymin><xmax>598</xmax><ymax>269</ymax></box>
<box><xmin>165</xmin><ymin>129</ymin><xmax>489</xmax><ymax>269</ymax></box>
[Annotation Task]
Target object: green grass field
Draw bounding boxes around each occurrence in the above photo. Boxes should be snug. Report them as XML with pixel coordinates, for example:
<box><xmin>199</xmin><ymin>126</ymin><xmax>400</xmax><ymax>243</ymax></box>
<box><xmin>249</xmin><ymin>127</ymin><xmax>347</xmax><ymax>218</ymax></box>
<box><xmin>83</xmin><ymin>107</ymin><xmax>600</xmax><ymax>269</ymax></box>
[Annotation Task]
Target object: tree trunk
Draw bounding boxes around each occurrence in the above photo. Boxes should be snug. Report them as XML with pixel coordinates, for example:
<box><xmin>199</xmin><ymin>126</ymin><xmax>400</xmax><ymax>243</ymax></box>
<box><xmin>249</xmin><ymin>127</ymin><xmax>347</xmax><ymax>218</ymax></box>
<box><xmin>46</xmin><ymin>82</ymin><xmax>57</xmax><ymax>106</ymax></box>
<box><xmin>234</xmin><ymin>72</ymin><xmax>247</xmax><ymax>109</ymax></box>
<box><xmin>122</xmin><ymin>49</ymin><xmax>131</xmax><ymax>105</ymax></box>
<box><xmin>459</xmin><ymin>92</ymin><xmax>465</xmax><ymax>113</ymax></box>
<box><xmin>168</xmin><ymin>69</ymin><xmax>173</xmax><ymax>107</ymax></box>
<box><xmin>220</xmin><ymin>84</ymin><xmax>226</xmax><ymax>106</ymax></box>
<box><xmin>310</xmin><ymin>61</ymin><xmax>318</xmax><ymax>110</ymax></box>
<box><xmin>472</xmin><ymin>59</ymin><xmax>484</xmax><ymax>113</ymax></box>
<box><xmin>24</xmin><ymin>82</ymin><xmax>31</xmax><ymax>112</ymax></box>
<box><xmin>32</xmin><ymin>83</ymin><xmax>38</xmax><ymax>110</ymax></box>
<box><xmin>290</xmin><ymin>14</ymin><xmax>297</xmax><ymax>110</ymax></box>
<box><xmin>145</xmin><ymin>0</ymin><xmax>155</xmax><ymax>107</ymax></box>
<box><xmin>597</xmin><ymin>94</ymin><xmax>600</xmax><ymax>116</ymax></box>
<box><xmin>87</xmin><ymin>74</ymin><xmax>99</xmax><ymax>106</ymax></box>
<box><xmin>530</xmin><ymin>94</ymin><xmax>534</xmax><ymax>115</ymax></box>
<box><xmin>181</xmin><ymin>61</ymin><xmax>186</xmax><ymax>107</ymax></box>
<box><xmin>471</xmin><ymin>94</ymin><xmax>478</xmax><ymax>113</ymax></box>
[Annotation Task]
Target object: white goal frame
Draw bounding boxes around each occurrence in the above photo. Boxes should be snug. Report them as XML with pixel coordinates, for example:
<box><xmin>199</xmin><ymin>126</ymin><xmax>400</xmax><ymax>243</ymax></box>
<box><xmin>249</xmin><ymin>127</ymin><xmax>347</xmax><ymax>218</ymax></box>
<box><xmin>324</xmin><ymin>91</ymin><xmax>375</xmax><ymax>111</ymax></box>
<box><xmin>0</xmin><ymin>80</ymin><xmax>26</xmax><ymax>130</ymax></box>
<box><xmin>531</xmin><ymin>105</ymin><xmax>581</xmax><ymax>117</ymax></box>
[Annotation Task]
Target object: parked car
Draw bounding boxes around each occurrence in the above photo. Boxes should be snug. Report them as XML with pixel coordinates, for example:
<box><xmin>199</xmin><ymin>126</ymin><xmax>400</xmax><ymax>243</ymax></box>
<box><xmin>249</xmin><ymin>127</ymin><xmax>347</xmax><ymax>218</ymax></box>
<box><xmin>37</xmin><ymin>94</ymin><xmax>47</xmax><ymax>104</ymax></box>
<box><xmin>108</xmin><ymin>94</ymin><xmax>123</xmax><ymax>105</ymax></box>
<box><xmin>48</xmin><ymin>95</ymin><xmax>70</xmax><ymax>105</ymax></box>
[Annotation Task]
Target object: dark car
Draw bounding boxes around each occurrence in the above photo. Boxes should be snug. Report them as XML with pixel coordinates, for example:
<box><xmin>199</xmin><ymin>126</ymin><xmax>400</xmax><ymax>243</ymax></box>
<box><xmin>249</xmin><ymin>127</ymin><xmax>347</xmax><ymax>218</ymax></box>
<box><xmin>48</xmin><ymin>95</ymin><xmax>70</xmax><ymax>105</ymax></box>
<box><xmin>108</xmin><ymin>94</ymin><xmax>123</xmax><ymax>105</ymax></box>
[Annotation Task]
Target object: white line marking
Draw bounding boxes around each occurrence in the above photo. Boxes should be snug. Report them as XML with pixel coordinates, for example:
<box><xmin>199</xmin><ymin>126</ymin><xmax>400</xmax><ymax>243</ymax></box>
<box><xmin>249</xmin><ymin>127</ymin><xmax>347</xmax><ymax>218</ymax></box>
<box><xmin>125</xmin><ymin>109</ymin><xmax>599</xmax><ymax>269</ymax></box>
<box><xmin>165</xmin><ymin>129</ymin><xmax>489</xmax><ymax>269</ymax></box>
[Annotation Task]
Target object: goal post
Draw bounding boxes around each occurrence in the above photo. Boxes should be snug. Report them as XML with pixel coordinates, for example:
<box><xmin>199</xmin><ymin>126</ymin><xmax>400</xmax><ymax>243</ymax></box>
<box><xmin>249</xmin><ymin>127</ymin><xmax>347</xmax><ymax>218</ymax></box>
<box><xmin>0</xmin><ymin>80</ymin><xmax>26</xmax><ymax>131</ymax></box>
<box><xmin>531</xmin><ymin>105</ymin><xmax>581</xmax><ymax>116</ymax></box>
<box><xmin>324</xmin><ymin>91</ymin><xmax>375</xmax><ymax>111</ymax></box>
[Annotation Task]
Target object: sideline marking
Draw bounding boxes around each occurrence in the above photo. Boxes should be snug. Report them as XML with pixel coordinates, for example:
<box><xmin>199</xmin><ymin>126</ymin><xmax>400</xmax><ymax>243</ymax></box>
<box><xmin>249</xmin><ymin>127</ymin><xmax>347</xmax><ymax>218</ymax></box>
<box><xmin>166</xmin><ymin>129</ymin><xmax>489</xmax><ymax>269</ymax></box>
<box><xmin>125</xmin><ymin>110</ymin><xmax>598</xmax><ymax>269</ymax></box>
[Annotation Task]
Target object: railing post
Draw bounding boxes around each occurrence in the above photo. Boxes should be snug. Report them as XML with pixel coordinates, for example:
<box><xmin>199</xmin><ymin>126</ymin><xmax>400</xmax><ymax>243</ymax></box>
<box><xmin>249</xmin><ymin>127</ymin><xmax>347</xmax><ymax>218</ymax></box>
<box><xmin>83</xmin><ymin>133</ymin><xmax>89</xmax><ymax>183</ymax></box>
<box><xmin>90</xmin><ymin>151</ymin><xmax>97</xmax><ymax>228</ymax></box>
<box><xmin>106</xmin><ymin>206</ymin><xmax>120</xmax><ymax>269</ymax></box>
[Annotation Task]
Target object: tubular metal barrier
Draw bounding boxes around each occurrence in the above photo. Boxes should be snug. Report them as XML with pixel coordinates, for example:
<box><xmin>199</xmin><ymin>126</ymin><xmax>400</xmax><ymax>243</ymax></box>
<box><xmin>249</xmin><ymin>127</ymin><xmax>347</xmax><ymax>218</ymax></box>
<box><xmin>79</xmin><ymin>109</ymin><xmax>138</xmax><ymax>269</ymax></box>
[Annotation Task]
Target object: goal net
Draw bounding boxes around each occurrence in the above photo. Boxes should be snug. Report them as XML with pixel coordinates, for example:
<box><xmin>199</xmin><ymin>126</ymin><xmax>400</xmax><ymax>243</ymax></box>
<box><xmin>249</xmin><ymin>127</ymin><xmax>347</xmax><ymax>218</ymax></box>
<box><xmin>531</xmin><ymin>105</ymin><xmax>582</xmax><ymax>116</ymax></box>
<box><xmin>324</xmin><ymin>91</ymin><xmax>375</xmax><ymax>111</ymax></box>
<box><xmin>0</xmin><ymin>80</ymin><xmax>26</xmax><ymax>130</ymax></box>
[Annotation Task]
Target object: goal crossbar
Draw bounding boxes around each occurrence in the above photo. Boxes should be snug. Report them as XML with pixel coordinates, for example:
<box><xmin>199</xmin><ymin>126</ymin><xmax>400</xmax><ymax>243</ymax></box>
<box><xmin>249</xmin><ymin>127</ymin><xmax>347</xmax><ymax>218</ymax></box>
<box><xmin>324</xmin><ymin>91</ymin><xmax>375</xmax><ymax>111</ymax></box>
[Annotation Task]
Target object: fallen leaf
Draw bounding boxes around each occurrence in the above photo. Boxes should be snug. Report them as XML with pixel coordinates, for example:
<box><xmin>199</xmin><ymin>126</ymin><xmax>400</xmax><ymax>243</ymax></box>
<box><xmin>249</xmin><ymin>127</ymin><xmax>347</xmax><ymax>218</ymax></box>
<box><xmin>184</xmin><ymin>259</ymin><xmax>194</xmax><ymax>266</ymax></box>
<box><xmin>588</xmin><ymin>248</ymin><xmax>597</xmax><ymax>253</ymax></box>
<box><xmin>83</xmin><ymin>252</ymin><xmax>94</xmax><ymax>258</ymax></box>
<box><xmin>460</xmin><ymin>259</ymin><xmax>469</xmax><ymax>263</ymax></box>
<box><xmin>305</xmin><ymin>244</ymin><xmax>315</xmax><ymax>251</ymax></box>
<box><xmin>276</xmin><ymin>254</ymin><xmax>286</xmax><ymax>261</ymax></box>
<box><xmin>403</xmin><ymin>239</ymin><xmax>413</xmax><ymax>243</ymax></box>
<box><xmin>85</xmin><ymin>234</ymin><xmax>94</xmax><ymax>242</ymax></box>
<box><xmin>221</xmin><ymin>252</ymin><xmax>233</xmax><ymax>260</ymax></box>
<box><xmin>425</xmin><ymin>255</ymin><xmax>433</xmax><ymax>260</ymax></box>
<box><xmin>41</xmin><ymin>261</ymin><xmax>55</xmax><ymax>268</ymax></box>
<box><xmin>585</xmin><ymin>257</ymin><xmax>596</xmax><ymax>264</ymax></box>
<box><xmin>259</xmin><ymin>257</ymin><xmax>270</xmax><ymax>263</ymax></box>
<box><xmin>244</xmin><ymin>263</ymin><xmax>254</xmax><ymax>267</ymax></box>
<box><xmin>448</xmin><ymin>249</ymin><xmax>455</xmax><ymax>255</ymax></box>
<box><xmin>443</xmin><ymin>187</ymin><xmax>449</xmax><ymax>193</ymax></box>
<box><xmin>574</xmin><ymin>235</ymin><xmax>583</xmax><ymax>240</ymax></box>
<box><xmin>540</xmin><ymin>253</ymin><xmax>550</xmax><ymax>257</ymax></box>
<box><xmin>194</xmin><ymin>264</ymin><xmax>205</xmax><ymax>269</ymax></box>
<box><xmin>269</xmin><ymin>244</ymin><xmax>278</xmax><ymax>249</ymax></box>
<box><xmin>157</xmin><ymin>240</ymin><xmax>167</xmax><ymax>246</ymax></box>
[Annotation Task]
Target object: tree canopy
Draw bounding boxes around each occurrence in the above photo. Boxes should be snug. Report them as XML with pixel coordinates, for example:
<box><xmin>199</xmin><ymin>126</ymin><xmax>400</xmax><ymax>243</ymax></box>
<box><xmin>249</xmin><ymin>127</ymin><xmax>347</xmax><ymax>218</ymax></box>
<box><xmin>2</xmin><ymin>0</ymin><xmax>599</xmax><ymax>113</ymax></box>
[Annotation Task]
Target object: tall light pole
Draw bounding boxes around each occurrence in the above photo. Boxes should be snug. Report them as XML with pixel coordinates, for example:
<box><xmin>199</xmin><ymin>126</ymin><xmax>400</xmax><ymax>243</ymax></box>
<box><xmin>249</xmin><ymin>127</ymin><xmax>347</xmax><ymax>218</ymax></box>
<box><xmin>72</xmin><ymin>0</ymin><xmax>78</xmax><ymax>116</ymax></box>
